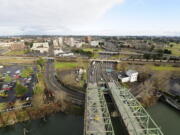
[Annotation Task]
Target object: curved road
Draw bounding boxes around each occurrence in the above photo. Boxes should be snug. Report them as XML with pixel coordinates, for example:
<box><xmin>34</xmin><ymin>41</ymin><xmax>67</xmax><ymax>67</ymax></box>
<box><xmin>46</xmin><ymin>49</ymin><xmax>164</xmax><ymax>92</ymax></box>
<box><xmin>45</xmin><ymin>59</ymin><xmax>85</xmax><ymax>105</ymax></box>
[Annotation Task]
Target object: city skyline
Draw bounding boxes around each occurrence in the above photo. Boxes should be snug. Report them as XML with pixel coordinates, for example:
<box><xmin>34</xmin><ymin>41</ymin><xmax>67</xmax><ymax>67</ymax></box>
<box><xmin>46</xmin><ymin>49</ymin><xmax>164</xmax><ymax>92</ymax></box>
<box><xmin>0</xmin><ymin>0</ymin><xmax>180</xmax><ymax>36</ymax></box>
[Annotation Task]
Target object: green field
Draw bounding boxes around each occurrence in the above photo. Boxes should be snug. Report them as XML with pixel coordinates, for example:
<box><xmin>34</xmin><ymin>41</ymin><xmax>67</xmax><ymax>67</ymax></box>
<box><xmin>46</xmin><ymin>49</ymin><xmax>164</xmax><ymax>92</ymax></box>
<box><xmin>55</xmin><ymin>62</ymin><xmax>88</xmax><ymax>70</ymax></box>
<box><xmin>55</xmin><ymin>62</ymin><xmax>79</xmax><ymax>69</ymax></box>
<box><xmin>166</xmin><ymin>43</ymin><xmax>180</xmax><ymax>56</ymax></box>
<box><xmin>82</xmin><ymin>48</ymin><xmax>102</xmax><ymax>52</ymax></box>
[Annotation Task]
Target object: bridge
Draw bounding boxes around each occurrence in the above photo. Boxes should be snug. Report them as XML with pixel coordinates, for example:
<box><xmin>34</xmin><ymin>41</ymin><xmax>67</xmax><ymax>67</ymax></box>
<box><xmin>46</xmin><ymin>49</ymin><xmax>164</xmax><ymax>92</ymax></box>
<box><xmin>108</xmin><ymin>82</ymin><xmax>163</xmax><ymax>135</ymax></box>
<box><xmin>84</xmin><ymin>83</ymin><xmax>115</xmax><ymax>135</ymax></box>
<box><xmin>90</xmin><ymin>59</ymin><xmax>120</xmax><ymax>63</ymax></box>
<box><xmin>84</xmin><ymin>62</ymin><xmax>164</xmax><ymax>135</ymax></box>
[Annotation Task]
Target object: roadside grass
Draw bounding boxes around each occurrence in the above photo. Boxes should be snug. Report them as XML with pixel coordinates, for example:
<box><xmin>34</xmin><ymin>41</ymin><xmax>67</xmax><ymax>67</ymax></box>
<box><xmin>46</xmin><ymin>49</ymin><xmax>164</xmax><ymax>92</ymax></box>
<box><xmin>166</xmin><ymin>43</ymin><xmax>180</xmax><ymax>56</ymax></box>
<box><xmin>109</xmin><ymin>54</ymin><xmax>127</xmax><ymax>60</ymax></box>
<box><xmin>93</xmin><ymin>53</ymin><xmax>100</xmax><ymax>58</ymax></box>
<box><xmin>5</xmin><ymin>50</ymin><xmax>27</xmax><ymax>56</ymax></box>
<box><xmin>149</xmin><ymin>65</ymin><xmax>180</xmax><ymax>71</ymax></box>
<box><xmin>0</xmin><ymin>58</ymin><xmax>35</xmax><ymax>64</ymax></box>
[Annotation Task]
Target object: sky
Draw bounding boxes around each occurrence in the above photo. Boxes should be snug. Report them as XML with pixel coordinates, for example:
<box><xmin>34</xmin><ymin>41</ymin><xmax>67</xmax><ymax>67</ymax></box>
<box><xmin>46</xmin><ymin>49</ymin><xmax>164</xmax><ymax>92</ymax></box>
<box><xmin>0</xmin><ymin>0</ymin><xmax>180</xmax><ymax>36</ymax></box>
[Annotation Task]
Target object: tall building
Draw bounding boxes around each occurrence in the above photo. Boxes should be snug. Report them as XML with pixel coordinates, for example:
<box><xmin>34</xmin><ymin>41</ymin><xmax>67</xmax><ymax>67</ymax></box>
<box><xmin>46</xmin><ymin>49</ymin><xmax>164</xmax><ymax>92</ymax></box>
<box><xmin>58</xmin><ymin>37</ymin><xmax>63</xmax><ymax>46</ymax></box>
<box><xmin>53</xmin><ymin>39</ymin><xmax>59</xmax><ymax>48</ymax></box>
<box><xmin>69</xmin><ymin>37</ymin><xmax>74</xmax><ymax>47</ymax></box>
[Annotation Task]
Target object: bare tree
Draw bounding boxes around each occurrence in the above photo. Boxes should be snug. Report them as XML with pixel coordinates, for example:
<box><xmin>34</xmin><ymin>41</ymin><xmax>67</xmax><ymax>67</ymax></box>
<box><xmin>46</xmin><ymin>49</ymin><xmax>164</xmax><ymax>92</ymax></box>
<box><xmin>138</xmin><ymin>80</ymin><xmax>156</xmax><ymax>106</ymax></box>
<box><xmin>152</xmin><ymin>71</ymin><xmax>171</xmax><ymax>92</ymax></box>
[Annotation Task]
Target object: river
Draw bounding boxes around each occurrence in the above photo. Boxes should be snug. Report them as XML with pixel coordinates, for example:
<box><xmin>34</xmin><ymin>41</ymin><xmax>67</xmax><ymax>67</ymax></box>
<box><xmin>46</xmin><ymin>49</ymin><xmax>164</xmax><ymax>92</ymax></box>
<box><xmin>147</xmin><ymin>102</ymin><xmax>180</xmax><ymax>135</ymax></box>
<box><xmin>0</xmin><ymin>102</ymin><xmax>179</xmax><ymax>135</ymax></box>
<box><xmin>0</xmin><ymin>112</ymin><xmax>83</xmax><ymax>135</ymax></box>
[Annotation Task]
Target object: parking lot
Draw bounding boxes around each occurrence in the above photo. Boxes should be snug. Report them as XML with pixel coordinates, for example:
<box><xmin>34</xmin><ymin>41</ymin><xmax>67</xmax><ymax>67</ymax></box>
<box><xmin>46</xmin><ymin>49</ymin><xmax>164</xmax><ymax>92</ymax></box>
<box><xmin>0</xmin><ymin>64</ymin><xmax>37</xmax><ymax>103</ymax></box>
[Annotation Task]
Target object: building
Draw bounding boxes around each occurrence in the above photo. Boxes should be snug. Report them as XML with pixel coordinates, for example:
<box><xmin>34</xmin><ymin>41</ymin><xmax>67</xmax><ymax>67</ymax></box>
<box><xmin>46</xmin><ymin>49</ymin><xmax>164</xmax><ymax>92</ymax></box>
<box><xmin>90</xmin><ymin>41</ymin><xmax>99</xmax><ymax>47</ymax></box>
<box><xmin>53</xmin><ymin>40</ymin><xmax>59</xmax><ymax>49</ymax></box>
<box><xmin>0</xmin><ymin>42</ymin><xmax>11</xmax><ymax>47</ymax></box>
<box><xmin>10</xmin><ymin>42</ymin><xmax>25</xmax><ymax>51</ymax></box>
<box><xmin>54</xmin><ymin>49</ymin><xmax>64</xmax><ymax>55</ymax></box>
<box><xmin>85</xmin><ymin>36</ymin><xmax>91</xmax><ymax>43</ymax></box>
<box><xmin>31</xmin><ymin>42</ymin><xmax>49</xmax><ymax>53</ymax></box>
<box><xmin>64</xmin><ymin>37</ymin><xmax>74</xmax><ymax>47</ymax></box>
<box><xmin>59</xmin><ymin>52</ymin><xmax>74</xmax><ymax>57</ymax></box>
<box><xmin>58</xmin><ymin>37</ymin><xmax>63</xmax><ymax>46</ymax></box>
<box><xmin>126</xmin><ymin>70</ymin><xmax>138</xmax><ymax>82</ymax></box>
<box><xmin>118</xmin><ymin>70</ymin><xmax>138</xmax><ymax>83</ymax></box>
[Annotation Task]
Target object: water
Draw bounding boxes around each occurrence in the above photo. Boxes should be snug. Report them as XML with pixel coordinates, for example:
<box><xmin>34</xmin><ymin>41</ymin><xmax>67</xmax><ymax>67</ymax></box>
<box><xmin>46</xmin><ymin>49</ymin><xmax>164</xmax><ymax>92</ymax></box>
<box><xmin>147</xmin><ymin>102</ymin><xmax>180</xmax><ymax>135</ymax></box>
<box><xmin>0</xmin><ymin>102</ymin><xmax>179</xmax><ymax>135</ymax></box>
<box><xmin>0</xmin><ymin>112</ymin><xmax>83</xmax><ymax>135</ymax></box>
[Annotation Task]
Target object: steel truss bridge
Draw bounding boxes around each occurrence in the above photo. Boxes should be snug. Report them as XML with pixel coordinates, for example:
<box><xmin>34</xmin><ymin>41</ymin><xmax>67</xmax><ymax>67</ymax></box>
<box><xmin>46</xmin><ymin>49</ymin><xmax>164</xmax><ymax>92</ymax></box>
<box><xmin>84</xmin><ymin>82</ymin><xmax>164</xmax><ymax>135</ymax></box>
<box><xmin>84</xmin><ymin>83</ymin><xmax>114</xmax><ymax>135</ymax></box>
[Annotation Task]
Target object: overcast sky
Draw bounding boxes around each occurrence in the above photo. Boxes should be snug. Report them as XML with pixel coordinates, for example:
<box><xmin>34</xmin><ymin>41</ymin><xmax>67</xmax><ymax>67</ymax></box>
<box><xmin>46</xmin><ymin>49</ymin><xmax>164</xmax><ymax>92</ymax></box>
<box><xmin>0</xmin><ymin>0</ymin><xmax>180</xmax><ymax>36</ymax></box>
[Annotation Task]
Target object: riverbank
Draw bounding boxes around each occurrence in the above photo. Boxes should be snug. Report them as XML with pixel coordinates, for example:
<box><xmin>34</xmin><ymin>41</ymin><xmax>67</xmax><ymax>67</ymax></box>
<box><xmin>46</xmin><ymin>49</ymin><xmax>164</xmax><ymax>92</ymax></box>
<box><xmin>0</xmin><ymin>111</ymin><xmax>83</xmax><ymax>135</ymax></box>
<box><xmin>0</xmin><ymin>99</ymin><xmax>83</xmax><ymax>128</ymax></box>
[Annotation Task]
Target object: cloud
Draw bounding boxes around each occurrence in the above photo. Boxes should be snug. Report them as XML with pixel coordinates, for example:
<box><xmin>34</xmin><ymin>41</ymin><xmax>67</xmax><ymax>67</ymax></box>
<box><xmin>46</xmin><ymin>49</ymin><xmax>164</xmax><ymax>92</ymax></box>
<box><xmin>0</xmin><ymin>0</ymin><xmax>124</xmax><ymax>35</ymax></box>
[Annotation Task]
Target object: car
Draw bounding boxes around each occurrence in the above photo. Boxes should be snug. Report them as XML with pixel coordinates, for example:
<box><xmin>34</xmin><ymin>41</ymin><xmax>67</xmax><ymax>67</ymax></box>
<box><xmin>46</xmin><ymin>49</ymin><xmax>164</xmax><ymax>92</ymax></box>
<box><xmin>27</xmin><ymin>77</ymin><xmax>32</xmax><ymax>81</ymax></box>
<box><xmin>2</xmin><ymin>84</ymin><xmax>11</xmax><ymax>91</ymax></box>
<box><xmin>7</xmin><ymin>71</ymin><xmax>11</xmax><ymax>74</ymax></box>
<box><xmin>15</xmin><ymin>70</ymin><xmax>21</xmax><ymax>74</ymax></box>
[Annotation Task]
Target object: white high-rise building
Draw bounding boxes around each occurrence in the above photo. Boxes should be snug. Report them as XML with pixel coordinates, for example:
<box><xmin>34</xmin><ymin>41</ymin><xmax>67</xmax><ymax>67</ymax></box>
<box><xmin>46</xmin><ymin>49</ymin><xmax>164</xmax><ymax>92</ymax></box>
<box><xmin>58</xmin><ymin>37</ymin><xmax>63</xmax><ymax>46</ymax></box>
<box><xmin>69</xmin><ymin>37</ymin><xmax>74</xmax><ymax>47</ymax></box>
<box><xmin>53</xmin><ymin>40</ymin><xmax>59</xmax><ymax>48</ymax></box>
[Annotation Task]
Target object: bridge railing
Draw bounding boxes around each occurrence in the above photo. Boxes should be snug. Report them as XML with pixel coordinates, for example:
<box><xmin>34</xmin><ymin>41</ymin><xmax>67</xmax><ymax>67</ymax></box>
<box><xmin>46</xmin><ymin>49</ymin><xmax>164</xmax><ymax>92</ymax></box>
<box><xmin>109</xmin><ymin>82</ymin><xmax>164</xmax><ymax>135</ymax></box>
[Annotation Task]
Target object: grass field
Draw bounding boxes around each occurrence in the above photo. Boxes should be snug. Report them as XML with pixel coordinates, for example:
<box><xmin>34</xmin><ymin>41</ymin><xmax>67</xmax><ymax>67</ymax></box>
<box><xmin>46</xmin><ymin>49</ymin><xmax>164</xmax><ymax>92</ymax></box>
<box><xmin>82</xmin><ymin>48</ymin><xmax>102</xmax><ymax>52</ymax></box>
<box><xmin>55</xmin><ymin>61</ymin><xmax>88</xmax><ymax>70</ymax></box>
<box><xmin>166</xmin><ymin>43</ymin><xmax>180</xmax><ymax>56</ymax></box>
<box><xmin>55</xmin><ymin>62</ymin><xmax>78</xmax><ymax>69</ymax></box>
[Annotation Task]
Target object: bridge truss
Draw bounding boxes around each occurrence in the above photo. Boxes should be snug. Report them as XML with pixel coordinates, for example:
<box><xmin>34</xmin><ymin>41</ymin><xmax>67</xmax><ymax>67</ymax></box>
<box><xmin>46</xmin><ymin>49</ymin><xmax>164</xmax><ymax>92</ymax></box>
<box><xmin>84</xmin><ymin>83</ymin><xmax>114</xmax><ymax>135</ymax></box>
<box><xmin>108</xmin><ymin>82</ymin><xmax>164</xmax><ymax>135</ymax></box>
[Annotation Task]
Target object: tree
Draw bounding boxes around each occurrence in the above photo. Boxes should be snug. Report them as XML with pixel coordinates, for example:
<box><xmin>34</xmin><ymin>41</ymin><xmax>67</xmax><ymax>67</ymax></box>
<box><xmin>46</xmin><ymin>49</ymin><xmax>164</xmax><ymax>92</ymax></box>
<box><xmin>138</xmin><ymin>80</ymin><xmax>156</xmax><ymax>107</ymax></box>
<box><xmin>143</xmin><ymin>53</ymin><xmax>151</xmax><ymax>59</ymax></box>
<box><xmin>36</xmin><ymin>57</ymin><xmax>45</xmax><ymax>68</ymax></box>
<box><xmin>15</xmin><ymin>83</ymin><xmax>28</xmax><ymax>97</ymax></box>
<box><xmin>21</xmin><ymin>67</ymin><xmax>33</xmax><ymax>78</ymax></box>
<box><xmin>151</xmin><ymin>71</ymin><xmax>171</xmax><ymax>92</ymax></box>
<box><xmin>4</xmin><ymin>74</ymin><xmax>12</xmax><ymax>82</ymax></box>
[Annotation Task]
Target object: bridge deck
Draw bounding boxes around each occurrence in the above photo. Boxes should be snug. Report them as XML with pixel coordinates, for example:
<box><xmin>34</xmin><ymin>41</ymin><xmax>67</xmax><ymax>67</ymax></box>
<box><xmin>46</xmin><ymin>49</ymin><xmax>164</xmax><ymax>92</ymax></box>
<box><xmin>108</xmin><ymin>82</ymin><xmax>163</xmax><ymax>135</ymax></box>
<box><xmin>84</xmin><ymin>83</ymin><xmax>114</xmax><ymax>135</ymax></box>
